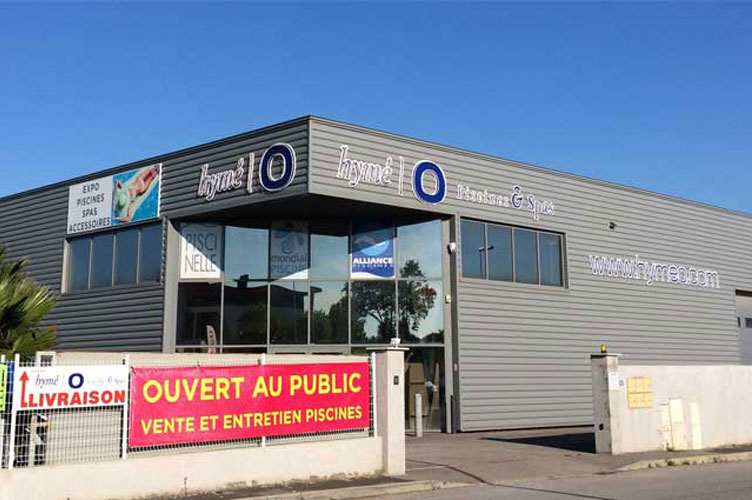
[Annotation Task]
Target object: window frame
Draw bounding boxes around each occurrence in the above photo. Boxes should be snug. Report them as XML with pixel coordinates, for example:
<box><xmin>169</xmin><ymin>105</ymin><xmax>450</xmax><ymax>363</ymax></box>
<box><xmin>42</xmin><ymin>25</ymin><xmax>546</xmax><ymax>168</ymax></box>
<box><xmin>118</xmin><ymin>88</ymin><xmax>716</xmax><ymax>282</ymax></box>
<box><xmin>459</xmin><ymin>217</ymin><xmax>567</xmax><ymax>289</ymax></box>
<box><xmin>63</xmin><ymin>221</ymin><xmax>163</xmax><ymax>293</ymax></box>
<box><xmin>175</xmin><ymin>216</ymin><xmax>448</xmax><ymax>353</ymax></box>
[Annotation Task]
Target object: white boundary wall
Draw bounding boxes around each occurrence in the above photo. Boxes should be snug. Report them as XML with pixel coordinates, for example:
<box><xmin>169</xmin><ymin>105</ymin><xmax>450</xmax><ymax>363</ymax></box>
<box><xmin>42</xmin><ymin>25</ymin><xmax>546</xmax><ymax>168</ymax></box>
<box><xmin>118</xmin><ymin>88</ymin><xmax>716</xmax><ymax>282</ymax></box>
<box><xmin>592</xmin><ymin>354</ymin><xmax>752</xmax><ymax>454</ymax></box>
<box><xmin>0</xmin><ymin>437</ymin><xmax>383</xmax><ymax>500</ymax></box>
<box><xmin>0</xmin><ymin>348</ymin><xmax>406</xmax><ymax>500</ymax></box>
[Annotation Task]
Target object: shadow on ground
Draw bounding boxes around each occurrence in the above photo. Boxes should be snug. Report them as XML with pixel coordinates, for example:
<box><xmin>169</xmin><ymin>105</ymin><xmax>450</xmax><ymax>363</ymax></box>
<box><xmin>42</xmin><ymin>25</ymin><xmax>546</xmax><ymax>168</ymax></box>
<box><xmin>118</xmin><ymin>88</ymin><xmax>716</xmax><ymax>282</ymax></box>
<box><xmin>482</xmin><ymin>431</ymin><xmax>596</xmax><ymax>453</ymax></box>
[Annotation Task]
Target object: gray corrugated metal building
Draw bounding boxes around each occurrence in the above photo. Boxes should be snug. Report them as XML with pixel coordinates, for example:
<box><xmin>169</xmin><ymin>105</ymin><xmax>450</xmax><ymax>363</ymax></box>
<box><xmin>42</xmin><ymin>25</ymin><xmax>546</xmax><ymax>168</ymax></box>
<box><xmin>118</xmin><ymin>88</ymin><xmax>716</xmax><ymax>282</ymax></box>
<box><xmin>1</xmin><ymin>115</ymin><xmax>750</xmax><ymax>433</ymax></box>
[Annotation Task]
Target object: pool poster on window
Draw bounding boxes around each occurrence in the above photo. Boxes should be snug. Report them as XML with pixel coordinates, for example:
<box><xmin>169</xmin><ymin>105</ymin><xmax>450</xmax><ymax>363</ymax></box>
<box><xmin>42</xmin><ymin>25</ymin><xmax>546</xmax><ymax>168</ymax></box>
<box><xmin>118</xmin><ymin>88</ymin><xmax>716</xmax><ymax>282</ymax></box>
<box><xmin>351</xmin><ymin>222</ymin><xmax>395</xmax><ymax>279</ymax></box>
<box><xmin>67</xmin><ymin>164</ymin><xmax>162</xmax><ymax>235</ymax></box>
<box><xmin>270</xmin><ymin>220</ymin><xmax>309</xmax><ymax>280</ymax></box>
<box><xmin>111</xmin><ymin>164</ymin><xmax>162</xmax><ymax>227</ymax></box>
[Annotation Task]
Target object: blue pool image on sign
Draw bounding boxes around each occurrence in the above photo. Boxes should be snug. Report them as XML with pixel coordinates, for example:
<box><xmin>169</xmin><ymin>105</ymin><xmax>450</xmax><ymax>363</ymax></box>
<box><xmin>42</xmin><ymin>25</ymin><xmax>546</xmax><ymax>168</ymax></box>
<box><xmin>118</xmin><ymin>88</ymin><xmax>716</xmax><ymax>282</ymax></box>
<box><xmin>112</xmin><ymin>165</ymin><xmax>161</xmax><ymax>226</ymax></box>
<box><xmin>351</xmin><ymin>222</ymin><xmax>394</xmax><ymax>279</ymax></box>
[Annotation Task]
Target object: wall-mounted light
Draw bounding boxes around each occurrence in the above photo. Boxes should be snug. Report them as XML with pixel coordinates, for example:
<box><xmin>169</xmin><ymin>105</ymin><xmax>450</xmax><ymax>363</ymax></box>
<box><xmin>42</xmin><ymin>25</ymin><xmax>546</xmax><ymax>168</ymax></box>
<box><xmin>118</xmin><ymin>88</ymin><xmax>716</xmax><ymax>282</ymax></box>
<box><xmin>608</xmin><ymin>221</ymin><xmax>617</xmax><ymax>230</ymax></box>
<box><xmin>447</xmin><ymin>241</ymin><xmax>457</xmax><ymax>254</ymax></box>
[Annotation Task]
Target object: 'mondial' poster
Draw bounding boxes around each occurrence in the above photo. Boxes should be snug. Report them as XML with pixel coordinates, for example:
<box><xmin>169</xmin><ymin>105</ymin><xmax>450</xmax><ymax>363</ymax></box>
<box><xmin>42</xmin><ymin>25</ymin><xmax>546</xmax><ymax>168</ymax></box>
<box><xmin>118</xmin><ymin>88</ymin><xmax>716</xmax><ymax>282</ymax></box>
<box><xmin>270</xmin><ymin>220</ymin><xmax>309</xmax><ymax>280</ymax></box>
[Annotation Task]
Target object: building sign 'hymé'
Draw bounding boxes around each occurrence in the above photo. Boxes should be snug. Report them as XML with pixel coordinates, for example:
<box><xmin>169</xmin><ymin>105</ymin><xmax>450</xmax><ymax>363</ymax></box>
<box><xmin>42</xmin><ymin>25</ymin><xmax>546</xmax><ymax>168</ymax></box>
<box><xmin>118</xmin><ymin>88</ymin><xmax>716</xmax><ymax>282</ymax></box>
<box><xmin>334</xmin><ymin>145</ymin><xmax>554</xmax><ymax>219</ymax></box>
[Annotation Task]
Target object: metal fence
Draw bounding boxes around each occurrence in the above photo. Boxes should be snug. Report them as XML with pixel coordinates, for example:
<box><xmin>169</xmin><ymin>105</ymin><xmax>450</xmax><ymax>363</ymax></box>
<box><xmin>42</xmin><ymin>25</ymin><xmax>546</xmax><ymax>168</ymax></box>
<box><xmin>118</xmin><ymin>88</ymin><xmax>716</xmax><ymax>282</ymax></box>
<box><xmin>0</xmin><ymin>352</ymin><xmax>376</xmax><ymax>469</ymax></box>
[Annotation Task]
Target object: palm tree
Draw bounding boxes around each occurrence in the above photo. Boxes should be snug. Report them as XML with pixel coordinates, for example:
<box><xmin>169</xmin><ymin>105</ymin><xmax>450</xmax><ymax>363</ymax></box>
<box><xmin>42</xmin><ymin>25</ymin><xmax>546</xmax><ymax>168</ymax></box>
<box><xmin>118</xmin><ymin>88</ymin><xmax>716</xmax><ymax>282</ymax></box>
<box><xmin>0</xmin><ymin>246</ymin><xmax>57</xmax><ymax>358</ymax></box>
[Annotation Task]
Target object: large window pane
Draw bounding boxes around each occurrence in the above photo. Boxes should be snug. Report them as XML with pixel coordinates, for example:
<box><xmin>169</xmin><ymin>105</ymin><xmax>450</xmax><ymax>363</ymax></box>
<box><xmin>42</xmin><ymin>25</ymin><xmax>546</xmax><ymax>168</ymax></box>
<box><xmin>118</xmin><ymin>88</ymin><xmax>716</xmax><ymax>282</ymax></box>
<box><xmin>176</xmin><ymin>283</ymin><xmax>221</xmax><ymax>346</ymax></box>
<box><xmin>270</xmin><ymin>220</ymin><xmax>308</xmax><ymax>280</ymax></box>
<box><xmin>225</xmin><ymin>225</ymin><xmax>269</xmax><ymax>282</ymax></box>
<box><xmin>310</xmin><ymin>281</ymin><xmax>348</xmax><ymax>344</ymax></box>
<box><xmin>139</xmin><ymin>224</ymin><xmax>162</xmax><ymax>283</ymax></box>
<box><xmin>398</xmin><ymin>219</ymin><xmax>442</xmax><ymax>279</ymax></box>
<box><xmin>487</xmin><ymin>225</ymin><xmax>513</xmax><ymax>282</ymax></box>
<box><xmin>514</xmin><ymin>228</ymin><xmax>539</xmax><ymax>284</ymax></box>
<box><xmin>311</xmin><ymin>220</ymin><xmax>349</xmax><ymax>279</ymax></box>
<box><xmin>223</xmin><ymin>281</ymin><xmax>267</xmax><ymax>345</ymax></box>
<box><xmin>540</xmin><ymin>232</ymin><xmax>563</xmax><ymax>286</ymax></box>
<box><xmin>351</xmin><ymin>281</ymin><xmax>396</xmax><ymax>343</ymax></box>
<box><xmin>461</xmin><ymin>220</ymin><xmax>486</xmax><ymax>279</ymax></box>
<box><xmin>269</xmin><ymin>281</ymin><xmax>308</xmax><ymax>344</ymax></box>
<box><xmin>114</xmin><ymin>228</ymin><xmax>139</xmax><ymax>285</ymax></box>
<box><xmin>68</xmin><ymin>237</ymin><xmax>91</xmax><ymax>291</ymax></box>
<box><xmin>351</xmin><ymin>221</ymin><xmax>394</xmax><ymax>279</ymax></box>
<box><xmin>90</xmin><ymin>233</ymin><xmax>113</xmax><ymax>288</ymax></box>
<box><xmin>399</xmin><ymin>280</ymin><xmax>444</xmax><ymax>344</ymax></box>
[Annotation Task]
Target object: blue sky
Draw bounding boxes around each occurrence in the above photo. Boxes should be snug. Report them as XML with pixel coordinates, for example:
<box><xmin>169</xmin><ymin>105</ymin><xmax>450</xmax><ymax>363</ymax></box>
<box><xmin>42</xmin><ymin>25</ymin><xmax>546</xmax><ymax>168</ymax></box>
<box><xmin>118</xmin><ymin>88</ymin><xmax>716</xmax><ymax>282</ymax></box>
<box><xmin>1</xmin><ymin>3</ymin><xmax>751</xmax><ymax>212</ymax></box>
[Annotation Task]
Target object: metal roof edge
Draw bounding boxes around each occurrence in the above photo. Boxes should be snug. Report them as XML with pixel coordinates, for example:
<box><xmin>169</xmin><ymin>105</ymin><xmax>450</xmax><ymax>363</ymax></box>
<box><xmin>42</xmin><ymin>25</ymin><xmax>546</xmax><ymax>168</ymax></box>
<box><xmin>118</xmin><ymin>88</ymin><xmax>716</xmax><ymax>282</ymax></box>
<box><xmin>0</xmin><ymin>115</ymin><xmax>312</xmax><ymax>204</ymax></box>
<box><xmin>308</xmin><ymin>115</ymin><xmax>752</xmax><ymax>220</ymax></box>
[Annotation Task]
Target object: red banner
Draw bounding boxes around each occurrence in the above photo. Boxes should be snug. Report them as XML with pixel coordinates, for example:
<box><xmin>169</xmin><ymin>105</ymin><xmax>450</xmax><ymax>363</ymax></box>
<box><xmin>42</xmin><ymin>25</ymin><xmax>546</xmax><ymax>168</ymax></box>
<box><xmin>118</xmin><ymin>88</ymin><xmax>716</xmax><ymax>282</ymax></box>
<box><xmin>128</xmin><ymin>362</ymin><xmax>370</xmax><ymax>448</ymax></box>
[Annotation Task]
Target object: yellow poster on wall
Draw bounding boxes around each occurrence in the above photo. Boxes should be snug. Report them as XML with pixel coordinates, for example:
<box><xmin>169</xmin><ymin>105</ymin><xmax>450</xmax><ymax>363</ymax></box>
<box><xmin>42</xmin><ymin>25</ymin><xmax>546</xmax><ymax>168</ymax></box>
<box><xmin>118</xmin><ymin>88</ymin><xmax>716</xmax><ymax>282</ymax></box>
<box><xmin>0</xmin><ymin>364</ymin><xmax>7</xmax><ymax>411</ymax></box>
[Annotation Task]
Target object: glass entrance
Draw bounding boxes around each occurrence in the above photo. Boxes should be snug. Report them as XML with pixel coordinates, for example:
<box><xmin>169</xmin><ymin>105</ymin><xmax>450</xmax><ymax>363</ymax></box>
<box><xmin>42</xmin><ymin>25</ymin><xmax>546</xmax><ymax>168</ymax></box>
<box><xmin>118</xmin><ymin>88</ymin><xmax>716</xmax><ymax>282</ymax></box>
<box><xmin>174</xmin><ymin>216</ymin><xmax>448</xmax><ymax>431</ymax></box>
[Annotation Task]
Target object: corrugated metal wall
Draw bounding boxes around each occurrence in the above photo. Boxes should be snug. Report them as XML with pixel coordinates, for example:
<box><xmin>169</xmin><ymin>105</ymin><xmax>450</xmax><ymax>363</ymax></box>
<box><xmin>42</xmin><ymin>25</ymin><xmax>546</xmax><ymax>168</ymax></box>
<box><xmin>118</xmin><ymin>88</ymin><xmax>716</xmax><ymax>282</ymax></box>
<box><xmin>308</xmin><ymin>117</ymin><xmax>751</xmax><ymax>430</ymax></box>
<box><xmin>0</xmin><ymin>118</ymin><xmax>309</xmax><ymax>351</ymax></box>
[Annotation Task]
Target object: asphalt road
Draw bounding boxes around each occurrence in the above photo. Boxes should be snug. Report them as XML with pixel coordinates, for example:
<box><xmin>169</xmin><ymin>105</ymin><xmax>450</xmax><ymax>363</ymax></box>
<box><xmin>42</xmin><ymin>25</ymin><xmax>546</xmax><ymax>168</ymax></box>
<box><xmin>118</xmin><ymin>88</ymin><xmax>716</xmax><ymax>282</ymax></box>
<box><xmin>399</xmin><ymin>462</ymin><xmax>752</xmax><ymax>500</ymax></box>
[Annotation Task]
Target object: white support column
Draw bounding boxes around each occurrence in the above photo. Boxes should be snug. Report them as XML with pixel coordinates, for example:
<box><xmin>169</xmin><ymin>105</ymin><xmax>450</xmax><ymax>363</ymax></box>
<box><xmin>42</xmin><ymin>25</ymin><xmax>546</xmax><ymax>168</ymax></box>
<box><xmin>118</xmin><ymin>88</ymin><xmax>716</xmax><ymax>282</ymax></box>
<box><xmin>591</xmin><ymin>352</ymin><xmax>622</xmax><ymax>454</ymax></box>
<box><xmin>369</xmin><ymin>346</ymin><xmax>408</xmax><ymax>476</ymax></box>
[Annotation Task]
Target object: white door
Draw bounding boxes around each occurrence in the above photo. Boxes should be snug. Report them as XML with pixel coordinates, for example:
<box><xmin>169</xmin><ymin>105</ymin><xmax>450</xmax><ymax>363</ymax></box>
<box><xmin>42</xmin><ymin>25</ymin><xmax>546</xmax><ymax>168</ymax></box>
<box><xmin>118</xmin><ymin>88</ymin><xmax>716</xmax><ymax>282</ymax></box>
<box><xmin>735</xmin><ymin>295</ymin><xmax>752</xmax><ymax>364</ymax></box>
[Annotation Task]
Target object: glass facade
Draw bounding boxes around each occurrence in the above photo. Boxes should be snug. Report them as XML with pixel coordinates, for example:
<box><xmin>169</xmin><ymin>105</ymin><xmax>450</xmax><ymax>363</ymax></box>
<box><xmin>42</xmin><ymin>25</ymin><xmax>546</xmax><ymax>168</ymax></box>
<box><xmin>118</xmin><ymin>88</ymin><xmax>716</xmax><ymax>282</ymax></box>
<box><xmin>175</xmin><ymin>217</ymin><xmax>445</xmax><ymax>351</ymax></box>
<box><xmin>175</xmin><ymin>216</ymin><xmax>447</xmax><ymax>431</ymax></box>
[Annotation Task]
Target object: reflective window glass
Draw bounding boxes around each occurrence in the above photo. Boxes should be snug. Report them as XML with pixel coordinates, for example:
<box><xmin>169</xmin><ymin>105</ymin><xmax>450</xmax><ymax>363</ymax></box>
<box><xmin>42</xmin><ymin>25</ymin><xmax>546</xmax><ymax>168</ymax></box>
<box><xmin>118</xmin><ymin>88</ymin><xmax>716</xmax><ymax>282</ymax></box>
<box><xmin>225</xmin><ymin>226</ymin><xmax>269</xmax><ymax>282</ymax></box>
<box><xmin>269</xmin><ymin>220</ymin><xmax>308</xmax><ymax>280</ymax></box>
<box><xmin>310</xmin><ymin>281</ymin><xmax>348</xmax><ymax>344</ymax></box>
<box><xmin>223</xmin><ymin>281</ymin><xmax>267</xmax><ymax>345</ymax></box>
<box><xmin>461</xmin><ymin>220</ymin><xmax>486</xmax><ymax>279</ymax></box>
<box><xmin>311</xmin><ymin>220</ymin><xmax>349</xmax><ymax>279</ymax></box>
<box><xmin>539</xmin><ymin>232</ymin><xmax>563</xmax><ymax>286</ymax></box>
<box><xmin>68</xmin><ymin>237</ymin><xmax>91</xmax><ymax>291</ymax></box>
<box><xmin>138</xmin><ymin>224</ymin><xmax>162</xmax><ymax>283</ymax></box>
<box><xmin>398</xmin><ymin>219</ymin><xmax>442</xmax><ymax>279</ymax></box>
<box><xmin>352</xmin><ymin>221</ymin><xmax>394</xmax><ymax>279</ymax></box>
<box><xmin>176</xmin><ymin>282</ymin><xmax>221</xmax><ymax>346</ymax></box>
<box><xmin>398</xmin><ymin>280</ymin><xmax>443</xmax><ymax>344</ymax></box>
<box><xmin>114</xmin><ymin>228</ymin><xmax>139</xmax><ymax>285</ymax></box>
<box><xmin>487</xmin><ymin>225</ymin><xmax>513</xmax><ymax>282</ymax></box>
<box><xmin>90</xmin><ymin>233</ymin><xmax>113</xmax><ymax>288</ymax></box>
<box><xmin>351</xmin><ymin>281</ymin><xmax>396</xmax><ymax>343</ymax></box>
<box><xmin>269</xmin><ymin>281</ymin><xmax>308</xmax><ymax>344</ymax></box>
<box><xmin>514</xmin><ymin>228</ymin><xmax>539</xmax><ymax>284</ymax></box>
<box><xmin>405</xmin><ymin>347</ymin><xmax>445</xmax><ymax>432</ymax></box>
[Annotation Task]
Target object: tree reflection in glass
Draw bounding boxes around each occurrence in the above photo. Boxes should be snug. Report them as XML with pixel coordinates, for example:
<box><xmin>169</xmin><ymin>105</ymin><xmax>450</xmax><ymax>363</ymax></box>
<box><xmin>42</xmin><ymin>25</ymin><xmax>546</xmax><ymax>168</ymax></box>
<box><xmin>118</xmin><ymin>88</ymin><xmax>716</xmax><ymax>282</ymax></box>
<box><xmin>310</xmin><ymin>281</ymin><xmax>348</xmax><ymax>344</ymax></box>
<box><xmin>351</xmin><ymin>281</ymin><xmax>396</xmax><ymax>343</ymax></box>
<box><xmin>398</xmin><ymin>260</ymin><xmax>443</xmax><ymax>344</ymax></box>
<box><xmin>269</xmin><ymin>281</ymin><xmax>308</xmax><ymax>344</ymax></box>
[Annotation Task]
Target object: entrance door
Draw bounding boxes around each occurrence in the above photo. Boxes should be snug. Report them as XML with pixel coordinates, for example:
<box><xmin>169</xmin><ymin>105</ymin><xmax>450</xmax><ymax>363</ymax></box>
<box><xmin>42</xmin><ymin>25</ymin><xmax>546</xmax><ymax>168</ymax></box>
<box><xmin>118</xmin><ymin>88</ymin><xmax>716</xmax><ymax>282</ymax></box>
<box><xmin>735</xmin><ymin>294</ymin><xmax>752</xmax><ymax>364</ymax></box>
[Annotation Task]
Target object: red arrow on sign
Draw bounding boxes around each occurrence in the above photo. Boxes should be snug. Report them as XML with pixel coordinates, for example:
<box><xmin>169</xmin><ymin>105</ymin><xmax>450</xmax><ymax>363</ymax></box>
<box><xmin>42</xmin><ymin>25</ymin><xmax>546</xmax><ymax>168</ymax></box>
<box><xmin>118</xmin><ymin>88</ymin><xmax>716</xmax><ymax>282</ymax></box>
<box><xmin>19</xmin><ymin>371</ymin><xmax>29</xmax><ymax>409</ymax></box>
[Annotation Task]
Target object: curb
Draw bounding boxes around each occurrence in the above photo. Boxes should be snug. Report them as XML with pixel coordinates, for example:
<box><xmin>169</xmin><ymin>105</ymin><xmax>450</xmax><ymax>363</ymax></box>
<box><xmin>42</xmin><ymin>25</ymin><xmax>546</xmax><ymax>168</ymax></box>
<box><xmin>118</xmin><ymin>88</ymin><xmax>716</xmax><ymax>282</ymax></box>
<box><xmin>619</xmin><ymin>451</ymin><xmax>752</xmax><ymax>471</ymax></box>
<box><xmin>238</xmin><ymin>480</ymin><xmax>468</xmax><ymax>500</ymax></box>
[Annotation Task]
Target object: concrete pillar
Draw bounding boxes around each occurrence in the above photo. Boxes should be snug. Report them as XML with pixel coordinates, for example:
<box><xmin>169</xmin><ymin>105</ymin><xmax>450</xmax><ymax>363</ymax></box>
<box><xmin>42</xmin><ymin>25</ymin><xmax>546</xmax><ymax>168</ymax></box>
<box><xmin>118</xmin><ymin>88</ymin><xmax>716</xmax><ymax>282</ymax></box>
<box><xmin>370</xmin><ymin>346</ymin><xmax>408</xmax><ymax>476</ymax></box>
<box><xmin>591</xmin><ymin>352</ymin><xmax>621</xmax><ymax>454</ymax></box>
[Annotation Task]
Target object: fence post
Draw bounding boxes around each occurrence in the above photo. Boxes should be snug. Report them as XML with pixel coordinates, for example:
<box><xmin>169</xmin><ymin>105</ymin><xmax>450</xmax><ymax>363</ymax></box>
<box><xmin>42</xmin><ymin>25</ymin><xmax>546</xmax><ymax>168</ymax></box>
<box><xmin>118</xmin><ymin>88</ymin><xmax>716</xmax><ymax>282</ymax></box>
<box><xmin>369</xmin><ymin>346</ymin><xmax>408</xmax><ymax>476</ymax></box>
<box><xmin>370</xmin><ymin>352</ymin><xmax>377</xmax><ymax>437</ymax></box>
<box><xmin>0</xmin><ymin>355</ymin><xmax>5</xmax><ymax>469</ymax></box>
<box><xmin>260</xmin><ymin>353</ymin><xmax>266</xmax><ymax>448</ymax></box>
<box><xmin>121</xmin><ymin>354</ymin><xmax>130</xmax><ymax>459</ymax></box>
<box><xmin>8</xmin><ymin>353</ymin><xmax>20</xmax><ymax>470</ymax></box>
